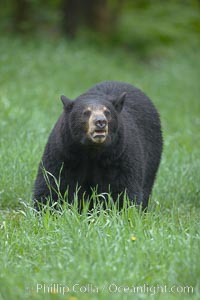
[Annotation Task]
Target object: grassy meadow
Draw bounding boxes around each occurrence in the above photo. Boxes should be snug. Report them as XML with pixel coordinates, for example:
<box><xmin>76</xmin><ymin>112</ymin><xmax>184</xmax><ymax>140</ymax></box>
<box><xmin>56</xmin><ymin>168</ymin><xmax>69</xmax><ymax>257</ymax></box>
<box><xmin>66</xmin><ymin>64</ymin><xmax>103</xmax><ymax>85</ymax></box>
<box><xmin>0</xmin><ymin>25</ymin><xmax>200</xmax><ymax>300</ymax></box>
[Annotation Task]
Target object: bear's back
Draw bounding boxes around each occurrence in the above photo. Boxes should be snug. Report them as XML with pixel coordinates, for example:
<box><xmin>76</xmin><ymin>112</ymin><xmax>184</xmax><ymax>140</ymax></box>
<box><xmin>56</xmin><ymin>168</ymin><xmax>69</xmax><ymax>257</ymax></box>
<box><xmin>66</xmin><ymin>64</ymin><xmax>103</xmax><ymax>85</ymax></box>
<box><xmin>85</xmin><ymin>81</ymin><xmax>160</xmax><ymax>128</ymax></box>
<box><xmin>88</xmin><ymin>81</ymin><xmax>162</xmax><ymax>162</ymax></box>
<box><xmin>86</xmin><ymin>80</ymin><xmax>138</xmax><ymax>99</ymax></box>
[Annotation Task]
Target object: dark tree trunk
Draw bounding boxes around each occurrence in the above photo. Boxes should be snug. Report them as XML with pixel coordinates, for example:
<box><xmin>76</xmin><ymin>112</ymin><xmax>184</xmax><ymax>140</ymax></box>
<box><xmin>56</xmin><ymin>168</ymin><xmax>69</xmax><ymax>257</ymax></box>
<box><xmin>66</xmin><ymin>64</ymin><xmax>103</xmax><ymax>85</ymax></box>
<box><xmin>12</xmin><ymin>0</ymin><xmax>29</xmax><ymax>32</ymax></box>
<box><xmin>61</xmin><ymin>0</ymin><xmax>122</xmax><ymax>38</ymax></box>
<box><xmin>83</xmin><ymin>0</ymin><xmax>109</xmax><ymax>33</ymax></box>
<box><xmin>61</xmin><ymin>0</ymin><xmax>84</xmax><ymax>38</ymax></box>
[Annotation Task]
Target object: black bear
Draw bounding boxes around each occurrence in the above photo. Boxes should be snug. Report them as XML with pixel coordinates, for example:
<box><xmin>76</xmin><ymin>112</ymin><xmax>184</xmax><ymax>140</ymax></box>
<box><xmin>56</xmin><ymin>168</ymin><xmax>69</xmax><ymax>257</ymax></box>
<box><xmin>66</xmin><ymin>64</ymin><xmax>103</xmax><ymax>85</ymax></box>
<box><xmin>33</xmin><ymin>81</ymin><xmax>163</xmax><ymax>210</ymax></box>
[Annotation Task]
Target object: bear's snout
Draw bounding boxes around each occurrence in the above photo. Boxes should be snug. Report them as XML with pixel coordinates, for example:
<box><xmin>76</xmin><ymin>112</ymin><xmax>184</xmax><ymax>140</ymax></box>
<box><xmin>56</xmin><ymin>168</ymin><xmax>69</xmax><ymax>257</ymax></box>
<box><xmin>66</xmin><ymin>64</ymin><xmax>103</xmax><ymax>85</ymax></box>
<box><xmin>94</xmin><ymin>115</ymin><xmax>107</xmax><ymax>130</ymax></box>
<box><xmin>87</xmin><ymin>109</ymin><xmax>108</xmax><ymax>144</ymax></box>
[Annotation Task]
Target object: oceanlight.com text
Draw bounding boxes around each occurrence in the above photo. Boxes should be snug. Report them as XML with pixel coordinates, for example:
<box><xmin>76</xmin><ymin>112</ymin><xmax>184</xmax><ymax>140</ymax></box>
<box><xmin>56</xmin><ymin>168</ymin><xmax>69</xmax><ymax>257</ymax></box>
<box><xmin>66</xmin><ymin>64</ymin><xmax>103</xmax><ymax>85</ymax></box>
<box><xmin>107</xmin><ymin>283</ymin><xmax>193</xmax><ymax>295</ymax></box>
<box><xmin>29</xmin><ymin>283</ymin><xmax>194</xmax><ymax>296</ymax></box>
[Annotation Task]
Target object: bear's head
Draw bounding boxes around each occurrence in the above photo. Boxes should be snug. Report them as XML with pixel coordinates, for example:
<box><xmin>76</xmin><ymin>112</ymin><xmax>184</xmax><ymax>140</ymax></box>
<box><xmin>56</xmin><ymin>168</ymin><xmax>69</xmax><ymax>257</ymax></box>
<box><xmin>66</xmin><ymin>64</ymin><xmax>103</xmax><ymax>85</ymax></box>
<box><xmin>60</xmin><ymin>93</ymin><xmax>126</xmax><ymax>146</ymax></box>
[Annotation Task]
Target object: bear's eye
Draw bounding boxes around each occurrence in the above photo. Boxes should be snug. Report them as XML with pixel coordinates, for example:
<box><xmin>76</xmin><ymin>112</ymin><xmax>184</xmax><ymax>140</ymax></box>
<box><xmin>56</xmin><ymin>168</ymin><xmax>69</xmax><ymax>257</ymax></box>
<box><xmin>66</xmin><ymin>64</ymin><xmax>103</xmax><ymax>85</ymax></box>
<box><xmin>83</xmin><ymin>109</ymin><xmax>91</xmax><ymax>118</ymax></box>
<box><xmin>104</xmin><ymin>109</ymin><xmax>111</xmax><ymax>119</ymax></box>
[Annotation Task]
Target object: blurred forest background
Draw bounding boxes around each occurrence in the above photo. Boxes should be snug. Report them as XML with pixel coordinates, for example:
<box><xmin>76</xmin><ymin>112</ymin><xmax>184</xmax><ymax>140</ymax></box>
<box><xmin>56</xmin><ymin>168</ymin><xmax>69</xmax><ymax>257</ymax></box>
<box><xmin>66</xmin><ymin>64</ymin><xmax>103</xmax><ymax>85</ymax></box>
<box><xmin>0</xmin><ymin>0</ymin><xmax>200</xmax><ymax>58</ymax></box>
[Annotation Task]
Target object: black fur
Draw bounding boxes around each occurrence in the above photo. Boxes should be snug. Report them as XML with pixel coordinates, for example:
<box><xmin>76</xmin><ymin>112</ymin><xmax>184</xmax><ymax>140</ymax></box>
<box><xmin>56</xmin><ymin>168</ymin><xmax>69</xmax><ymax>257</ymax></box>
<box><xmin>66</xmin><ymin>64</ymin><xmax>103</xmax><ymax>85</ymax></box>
<box><xmin>33</xmin><ymin>81</ymin><xmax>163</xmax><ymax>210</ymax></box>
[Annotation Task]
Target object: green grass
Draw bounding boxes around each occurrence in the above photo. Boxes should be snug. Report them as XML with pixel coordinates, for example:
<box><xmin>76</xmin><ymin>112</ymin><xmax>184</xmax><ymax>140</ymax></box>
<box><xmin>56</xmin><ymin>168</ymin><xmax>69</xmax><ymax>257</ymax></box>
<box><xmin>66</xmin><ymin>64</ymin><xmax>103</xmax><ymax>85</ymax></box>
<box><xmin>0</xmin><ymin>33</ymin><xmax>200</xmax><ymax>300</ymax></box>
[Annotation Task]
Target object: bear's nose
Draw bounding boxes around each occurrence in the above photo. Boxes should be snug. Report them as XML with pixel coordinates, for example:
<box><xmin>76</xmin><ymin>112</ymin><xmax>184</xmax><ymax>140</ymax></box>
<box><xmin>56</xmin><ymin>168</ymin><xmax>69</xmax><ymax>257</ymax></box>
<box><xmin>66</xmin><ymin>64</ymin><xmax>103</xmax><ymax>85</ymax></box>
<box><xmin>95</xmin><ymin>116</ymin><xmax>107</xmax><ymax>129</ymax></box>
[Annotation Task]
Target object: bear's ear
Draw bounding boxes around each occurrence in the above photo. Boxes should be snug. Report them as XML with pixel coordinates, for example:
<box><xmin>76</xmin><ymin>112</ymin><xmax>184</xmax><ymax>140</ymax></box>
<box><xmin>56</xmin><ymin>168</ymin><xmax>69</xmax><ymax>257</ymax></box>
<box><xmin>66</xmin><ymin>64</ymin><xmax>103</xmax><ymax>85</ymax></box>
<box><xmin>60</xmin><ymin>95</ymin><xmax>73</xmax><ymax>111</ymax></box>
<box><xmin>112</xmin><ymin>92</ymin><xmax>126</xmax><ymax>113</ymax></box>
